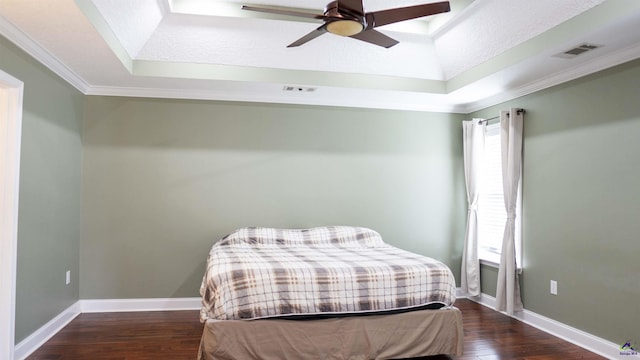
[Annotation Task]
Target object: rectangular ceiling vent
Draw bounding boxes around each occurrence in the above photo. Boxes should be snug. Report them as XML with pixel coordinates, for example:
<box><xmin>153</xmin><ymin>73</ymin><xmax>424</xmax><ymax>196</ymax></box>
<box><xmin>554</xmin><ymin>43</ymin><xmax>602</xmax><ymax>59</ymax></box>
<box><xmin>283</xmin><ymin>86</ymin><xmax>316</xmax><ymax>92</ymax></box>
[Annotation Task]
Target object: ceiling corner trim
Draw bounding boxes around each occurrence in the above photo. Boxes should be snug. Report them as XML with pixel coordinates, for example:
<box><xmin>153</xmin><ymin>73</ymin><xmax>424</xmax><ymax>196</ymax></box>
<box><xmin>74</xmin><ymin>0</ymin><xmax>133</xmax><ymax>73</ymax></box>
<box><xmin>0</xmin><ymin>15</ymin><xmax>90</xmax><ymax>93</ymax></box>
<box><xmin>429</xmin><ymin>0</ymin><xmax>484</xmax><ymax>39</ymax></box>
<box><xmin>157</xmin><ymin>0</ymin><xmax>173</xmax><ymax>16</ymax></box>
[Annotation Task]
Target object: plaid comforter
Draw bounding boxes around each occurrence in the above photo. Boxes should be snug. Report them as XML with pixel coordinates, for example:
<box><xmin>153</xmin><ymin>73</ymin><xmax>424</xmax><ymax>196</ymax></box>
<box><xmin>199</xmin><ymin>226</ymin><xmax>456</xmax><ymax>321</ymax></box>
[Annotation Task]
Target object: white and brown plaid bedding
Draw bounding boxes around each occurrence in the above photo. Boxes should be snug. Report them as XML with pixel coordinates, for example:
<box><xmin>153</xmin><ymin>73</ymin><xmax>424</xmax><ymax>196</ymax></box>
<box><xmin>199</xmin><ymin>226</ymin><xmax>456</xmax><ymax>322</ymax></box>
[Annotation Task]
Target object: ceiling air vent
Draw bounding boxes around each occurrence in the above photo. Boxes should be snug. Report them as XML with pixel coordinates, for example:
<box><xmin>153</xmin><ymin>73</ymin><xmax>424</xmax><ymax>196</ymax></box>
<box><xmin>554</xmin><ymin>43</ymin><xmax>602</xmax><ymax>59</ymax></box>
<box><xmin>283</xmin><ymin>86</ymin><xmax>316</xmax><ymax>92</ymax></box>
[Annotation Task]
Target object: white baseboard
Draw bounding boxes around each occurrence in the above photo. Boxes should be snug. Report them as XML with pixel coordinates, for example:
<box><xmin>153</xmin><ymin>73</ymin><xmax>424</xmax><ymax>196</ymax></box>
<box><xmin>14</xmin><ymin>293</ymin><xmax>629</xmax><ymax>360</ymax></box>
<box><xmin>14</xmin><ymin>301</ymin><xmax>81</xmax><ymax>360</ymax></box>
<box><xmin>461</xmin><ymin>290</ymin><xmax>627</xmax><ymax>360</ymax></box>
<box><xmin>13</xmin><ymin>297</ymin><xmax>200</xmax><ymax>359</ymax></box>
<box><xmin>455</xmin><ymin>287</ymin><xmax>468</xmax><ymax>299</ymax></box>
<box><xmin>80</xmin><ymin>297</ymin><xmax>201</xmax><ymax>313</ymax></box>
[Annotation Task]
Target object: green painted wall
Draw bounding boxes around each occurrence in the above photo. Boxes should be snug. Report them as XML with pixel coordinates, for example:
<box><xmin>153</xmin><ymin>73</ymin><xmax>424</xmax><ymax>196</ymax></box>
<box><xmin>6</xmin><ymin>19</ymin><xmax>639</xmax><ymax>349</ymax></box>
<box><xmin>0</xmin><ymin>36</ymin><xmax>83</xmax><ymax>342</ymax></box>
<box><xmin>471</xmin><ymin>58</ymin><xmax>640</xmax><ymax>345</ymax></box>
<box><xmin>80</xmin><ymin>96</ymin><xmax>466</xmax><ymax>299</ymax></box>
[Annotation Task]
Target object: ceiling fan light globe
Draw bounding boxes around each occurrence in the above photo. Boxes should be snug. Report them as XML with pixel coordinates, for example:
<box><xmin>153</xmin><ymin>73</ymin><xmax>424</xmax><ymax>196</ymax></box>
<box><xmin>326</xmin><ymin>20</ymin><xmax>363</xmax><ymax>36</ymax></box>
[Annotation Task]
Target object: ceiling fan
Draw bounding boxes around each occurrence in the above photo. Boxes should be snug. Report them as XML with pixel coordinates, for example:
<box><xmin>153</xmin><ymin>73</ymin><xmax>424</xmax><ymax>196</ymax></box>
<box><xmin>241</xmin><ymin>0</ymin><xmax>450</xmax><ymax>48</ymax></box>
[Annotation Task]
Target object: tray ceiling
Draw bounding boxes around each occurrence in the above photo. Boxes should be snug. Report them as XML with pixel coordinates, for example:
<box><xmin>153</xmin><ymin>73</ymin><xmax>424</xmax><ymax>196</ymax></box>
<box><xmin>1</xmin><ymin>0</ymin><xmax>640</xmax><ymax>112</ymax></box>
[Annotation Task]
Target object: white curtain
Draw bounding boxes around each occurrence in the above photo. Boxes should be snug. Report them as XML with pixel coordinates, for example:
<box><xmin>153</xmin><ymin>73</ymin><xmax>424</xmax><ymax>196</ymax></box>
<box><xmin>460</xmin><ymin>120</ymin><xmax>485</xmax><ymax>297</ymax></box>
<box><xmin>496</xmin><ymin>108</ymin><xmax>524</xmax><ymax>315</ymax></box>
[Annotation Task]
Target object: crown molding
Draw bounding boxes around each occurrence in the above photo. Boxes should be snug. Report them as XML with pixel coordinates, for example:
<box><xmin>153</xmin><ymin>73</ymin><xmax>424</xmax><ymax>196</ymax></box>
<box><xmin>3</xmin><ymin>9</ymin><xmax>639</xmax><ymax>114</ymax></box>
<box><xmin>83</xmin><ymin>38</ymin><xmax>640</xmax><ymax>115</ymax></box>
<box><xmin>460</xmin><ymin>42</ymin><xmax>640</xmax><ymax>114</ymax></box>
<box><xmin>86</xmin><ymin>84</ymin><xmax>461</xmax><ymax>113</ymax></box>
<box><xmin>0</xmin><ymin>15</ymin><xmax>90</xmax><ymax>93</ymax></box>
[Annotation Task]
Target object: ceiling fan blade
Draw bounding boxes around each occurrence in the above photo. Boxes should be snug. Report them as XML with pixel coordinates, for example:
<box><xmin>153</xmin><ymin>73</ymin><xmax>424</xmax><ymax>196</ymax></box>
<box><xmin>241</xmin><ymin>5</ymin><xmax>327</xmax><ymax>20</ymax></box>
<box><xmin>338</xmin><ymin>0</ymin><xmax>364</xmax><ymax>15</ymax></box>
<box><xmin>367</xmin><ymin>1</ymin><xmax>450</xmax><ymax>28</ymax></box>
<box><xmin>350</xmin><ymin>29</ymin><xmax>399</xmax><ymax>48</ymax></box>
<box><xmin>287</xmin><ymin>24</ymin><xmax>328</xmax><ymax>47</ymax></box>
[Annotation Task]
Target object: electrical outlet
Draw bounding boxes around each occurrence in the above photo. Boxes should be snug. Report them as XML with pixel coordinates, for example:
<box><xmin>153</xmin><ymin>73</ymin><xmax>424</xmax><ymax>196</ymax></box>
<box><xmin>66</xmin><ymin>270</ymin><xmax>71</xmax><ymax>285</ymax></box>
<box><xmin>550</xmin><ymin>280</ymin><xmax>557</xmax><ymax>295</ymax></box>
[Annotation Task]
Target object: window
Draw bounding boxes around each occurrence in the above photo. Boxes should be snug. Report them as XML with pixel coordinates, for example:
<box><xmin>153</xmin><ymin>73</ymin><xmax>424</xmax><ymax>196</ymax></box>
<box><xmin>477</xmin><ymin>123</ymin><xmax>522</xmax><ymax>267</ymax></box>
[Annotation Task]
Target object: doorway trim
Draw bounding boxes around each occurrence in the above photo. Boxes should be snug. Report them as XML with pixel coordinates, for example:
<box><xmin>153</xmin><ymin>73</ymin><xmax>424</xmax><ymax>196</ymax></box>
<box><xmin>0</xmin><ymin>69</ymin><xmax>24</xmax><ymax>360</ymax></box>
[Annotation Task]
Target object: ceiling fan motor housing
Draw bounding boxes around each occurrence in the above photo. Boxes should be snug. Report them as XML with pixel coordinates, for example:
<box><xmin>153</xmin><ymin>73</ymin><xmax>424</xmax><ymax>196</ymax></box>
<box><xmin>241</xmin><ymin>0</ymin><xmax>450</xmax><ymax>47</ymax></box>
<box><xmin>324</xmin><ymin>1</ymin><xmax>366</xmax><ymax>36</ymax></box>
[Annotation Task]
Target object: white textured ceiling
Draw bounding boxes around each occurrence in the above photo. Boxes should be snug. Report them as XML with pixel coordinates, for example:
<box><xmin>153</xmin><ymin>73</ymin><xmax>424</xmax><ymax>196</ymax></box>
<box><xmin>1</xmin><ymin>0</ymin><xmax>640</xmax><ymax>112</ymax></box>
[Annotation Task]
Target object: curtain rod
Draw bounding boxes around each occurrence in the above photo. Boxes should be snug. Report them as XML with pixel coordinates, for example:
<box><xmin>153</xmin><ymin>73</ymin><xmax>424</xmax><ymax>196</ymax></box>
<box><xmin>478</xmin><ymin>108</ymin><xmax>526</xmax><ymax>124</ymax></box>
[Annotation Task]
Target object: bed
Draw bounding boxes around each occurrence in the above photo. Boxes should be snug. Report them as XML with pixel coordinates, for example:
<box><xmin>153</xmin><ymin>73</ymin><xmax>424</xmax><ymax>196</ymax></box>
<box><xmin>198</xmin><ymin>226</ymin><xmax>463</xmax><ymax>360</ymax></box>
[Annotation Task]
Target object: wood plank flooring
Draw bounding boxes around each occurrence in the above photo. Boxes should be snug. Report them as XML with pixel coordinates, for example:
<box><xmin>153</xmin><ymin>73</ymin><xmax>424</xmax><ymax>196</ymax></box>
<box><xmin>26</xmin><ymin>299</ymin><xmax>605</xmax><ymax>359</ymax></box>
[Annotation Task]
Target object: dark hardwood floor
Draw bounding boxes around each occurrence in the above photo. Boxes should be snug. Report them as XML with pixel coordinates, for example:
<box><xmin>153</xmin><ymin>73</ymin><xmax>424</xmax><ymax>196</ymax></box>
<box><xmin>26</xmin><ymin>299</ymin><xmax>604</xmax><ymax>359</ymax></box>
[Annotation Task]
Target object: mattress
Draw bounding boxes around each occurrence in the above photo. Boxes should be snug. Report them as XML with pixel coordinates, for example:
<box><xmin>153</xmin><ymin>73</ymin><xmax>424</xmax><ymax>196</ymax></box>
<box><xmin>199</xmin><ymin>226</ymin><xmax>456</xmax><ymax>322</ymax></box>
